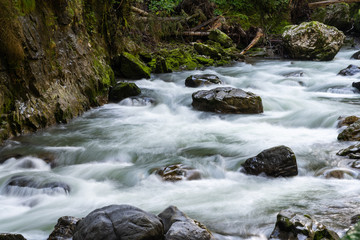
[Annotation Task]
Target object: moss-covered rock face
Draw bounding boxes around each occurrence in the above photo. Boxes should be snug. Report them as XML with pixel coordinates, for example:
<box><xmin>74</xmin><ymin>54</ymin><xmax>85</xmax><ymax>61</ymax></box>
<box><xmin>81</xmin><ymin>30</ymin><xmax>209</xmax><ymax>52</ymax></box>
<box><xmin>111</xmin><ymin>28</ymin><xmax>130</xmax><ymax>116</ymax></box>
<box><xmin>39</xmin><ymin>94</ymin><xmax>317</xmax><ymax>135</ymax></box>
<box><xmin>338</xmin><ymin>120</ymin><xmax>360</xmax><ymax>141</ymax></box>
<box><xmin>311</xmin><ymin>3</ymin><xmax>351</xmax><ymax>31</ymax></box>
<box><xmin>269</xmin><ymin>210</ymin><xmax>340</xmax><ymax>240</ymax></box>
<box><xmin>117</xmin><ymin>52</ymin><xmax>151</xmax><ymax>79</ymax></box>
<box><xmin>108</xmin><ymin>82</ymin><xmax>141</xmax><ymax>103</ymax></box>
<box><xmin>208</xmin><ymin>29</ymin><xmax>233</xmax><ymax>48</ymax></box>
<box><xmin>194</xmin><ymin>43</ymin><xmax>221</xmax><ymax>60</ymax></box>
<box><xmin>282</xmin><ymin>21</ymin><xmax>345</xmax><ymax>61</ymax></box>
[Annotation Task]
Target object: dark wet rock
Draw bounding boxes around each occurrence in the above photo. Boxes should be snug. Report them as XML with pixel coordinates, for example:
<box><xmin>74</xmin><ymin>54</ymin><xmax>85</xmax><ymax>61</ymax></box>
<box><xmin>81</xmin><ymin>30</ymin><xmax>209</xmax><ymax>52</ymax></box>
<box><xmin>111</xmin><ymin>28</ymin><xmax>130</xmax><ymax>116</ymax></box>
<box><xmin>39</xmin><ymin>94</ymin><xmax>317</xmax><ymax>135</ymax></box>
<box><xmin>351</xmin><ymin>51</ymin><xmax>360</xmax><ymax>60</ymax></box>
<box><xmin>2</xmin><ymin>175</ymin><xmax>70</xmax><ymax>196</ymax></box>
<box><xmin>269</xmin><ymin>210</ymin><xmax>340</xmax><ymax>240</ymax></box>
<box><xmin>208</xmin><ymin>29</ymin><xmax>233</xmax><ymax>48</ymax></box>
<box><xmin>156</xmin><ymin>164</ymin><xmax>202</xmax><ymax>181</ymax></box>
<box><xmin>0</xmin><ymin>154</ymin><xmax>23</xmax><ymax>164</ymax></box>
<box><xmin>113</xmin><ymin>52</ymin><xmax>151</xmax><ymax>79</ymax></box>
<box><xmin>48</xmin><ymin>216</ymin><xmax>81</xmax><ymax>240</ymax></box>
<box><xmin>351</xmin><ymin>214</ymin><xmax>360</xmax><ymax>225</ymax></box>
<box><xmin>338</xmin><ymin>120</ymin><xmax>360</xmax><ymax>141</ymax></box>
<box><xmin>337</xmin><ymin>143</ymin><xmax>360</xmax><ymax>158</ymax></box>
<box><xmin>241</xmin><ymin>145</ymin><xmax>298</xmax><ymax>177</ymax></box>
<box><xmin>108</xmin><ymin>82</ymin><xmax>141</xmax><ymax>103</ymax></box>
<box><xmin>155</xmin><ymin>56</ymin><xmax>172</xmax><ymax>74</ymax></box>
<box><xmin>353</xmin><ymin>82</ymin><xmax>360</xmax><ymax>92</ymax></box>
<box><xmin>194</xmin><ymin>43</ymin><xmax>221</xmax><ymax>60</ymax></box>
<box><xmin>282</xmin><ymin>21</ymin><xmax>345</xmax><ymax>61</ymax></box>
<box><xmin>338</xmin><ymin>65</ymin><xmax>360</xmax><ymax>76</ymax></box>
<box><xmin>337</xmin><ymin>116</ymin><xmax>360</xmax><ymax>128</ymax></box>
<box><xmin>192</xmin><ymin>87</ymin><xmax>263</xmax><ymax>114</ymax></box>
<box><xmin>73</xmin><ymin>204</ymin><xmax>164</xmax><ymax>240</ymax></box>
<box><xmin>119</xmin><ymin>97</ymin><xmax>155</xmax><ymax>106</ymax></box>
<box><xmin>158</xmin><ymin>206</ymin><xmax>213</xmax><ymax>240</ymax></box>
<box><xmin>352</xmin><ymin>160</ymin><xmax>360</xmax><ymax>169</ymax></box>
<box><xmin>0</xmin><ymin>234</ymin><xmax>26</xmax><ymax>240</ymax></box>
<box><xmin>185</xmin><ymin>74</ymin><xmax>222</xmax><ymax>88</ymax></box>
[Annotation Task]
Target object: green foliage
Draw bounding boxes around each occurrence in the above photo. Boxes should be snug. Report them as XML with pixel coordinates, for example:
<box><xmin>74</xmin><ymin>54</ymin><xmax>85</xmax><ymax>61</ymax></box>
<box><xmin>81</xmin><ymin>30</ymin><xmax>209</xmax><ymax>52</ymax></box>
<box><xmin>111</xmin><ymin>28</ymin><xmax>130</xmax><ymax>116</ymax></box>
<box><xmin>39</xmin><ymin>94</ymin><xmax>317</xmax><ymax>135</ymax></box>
<box><xmin>148</xmin><ymin>0</ymin><xmax>181</xmax><ymax>15</ymax></box>
<box><xmin>14</xmin><ymin>0</ymin><xmax>35</xmax><ymax>14</ymax></box>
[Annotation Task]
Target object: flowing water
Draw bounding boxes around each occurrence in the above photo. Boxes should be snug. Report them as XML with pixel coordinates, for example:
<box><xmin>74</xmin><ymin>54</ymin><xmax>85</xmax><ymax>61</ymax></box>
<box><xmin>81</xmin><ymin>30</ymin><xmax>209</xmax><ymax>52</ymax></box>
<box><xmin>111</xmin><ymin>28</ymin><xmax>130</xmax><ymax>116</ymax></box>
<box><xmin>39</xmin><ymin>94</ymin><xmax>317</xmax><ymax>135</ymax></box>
<box><xmin>1</xmin><ymin>48</ymin><xmax>360</xmax><ymax>239</ymax></box>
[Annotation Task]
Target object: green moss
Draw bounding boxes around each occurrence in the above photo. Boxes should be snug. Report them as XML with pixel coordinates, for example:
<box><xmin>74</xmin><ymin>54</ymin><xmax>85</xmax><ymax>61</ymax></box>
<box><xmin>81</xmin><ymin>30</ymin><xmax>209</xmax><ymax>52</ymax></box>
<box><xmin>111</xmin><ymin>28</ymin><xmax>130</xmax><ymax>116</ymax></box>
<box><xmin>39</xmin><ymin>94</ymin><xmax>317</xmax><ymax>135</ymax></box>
<box><xmin>194</xmin><ymin>43</ymin><xmax>221</xmax><ymax>60</ymax></box>
<box><xmin>93</xmin><ymin>58</ymin><xmax>114</xmax><ymax>87</ymax></box>
<box><xmin>119</xmin><ymin>52</ymin><xmax>151</xmax><ymax>79</ymax></box>
<box><xmin>195</xmin><ymin>56</ymin><xmax>214</xmax><ymax>65</ymax></box>
<box><xmin>209</xmin><ymin>29</ymin><xmax>233</xmax><ymax>48</ymax></box>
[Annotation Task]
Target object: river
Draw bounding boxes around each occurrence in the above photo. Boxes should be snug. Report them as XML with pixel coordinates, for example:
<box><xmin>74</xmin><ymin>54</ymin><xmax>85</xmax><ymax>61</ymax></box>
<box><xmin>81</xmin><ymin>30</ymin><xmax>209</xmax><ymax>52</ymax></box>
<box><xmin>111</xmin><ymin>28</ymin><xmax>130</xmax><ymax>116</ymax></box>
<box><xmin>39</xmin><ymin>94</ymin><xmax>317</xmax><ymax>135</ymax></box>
<box><xmin>1</xmin><ymin>48</ymin><xmax>360</xmax><ymax>239</ymax></box>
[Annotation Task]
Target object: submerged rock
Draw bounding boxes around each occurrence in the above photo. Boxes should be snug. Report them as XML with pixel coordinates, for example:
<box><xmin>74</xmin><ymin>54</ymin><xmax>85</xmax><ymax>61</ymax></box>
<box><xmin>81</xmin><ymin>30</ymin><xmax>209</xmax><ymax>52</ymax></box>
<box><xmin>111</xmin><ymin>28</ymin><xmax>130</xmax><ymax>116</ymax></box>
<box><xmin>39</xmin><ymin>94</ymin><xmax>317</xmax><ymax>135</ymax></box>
<box><xmin>73</xmin><ymin>204</ymin><xmax>164</xmax><ymax>240</ymax></box>
<box><xmin>158</xmin><ymin>206</ymin><xmax>214</xmax><ymax>240</ymax></box>
<box><xmin>241</xmin><ymin>145</ymin><xmax>298</xmax><ymax>177</ymax></box>
<box><xmin>113</xmin><ymin>52</ymin><xmax>151</xmax><ymax>79</ymax></box>
<box><xmin>208</xmin><ymin>29</ymin><xmax>233</xmax><ymax>48</ymax></box>
<box><xmin>351</xmin><ymin>51</ymin><xmax>360</xmax><ymax>60</ymax></box>
<box><xmin>0</xmin><ymin>234</ymin><xmax>26</xmax><ymax>240</ymax></box>
<box><xmin>2</xmin><ymin>175</ymin><xmax>70</xmax><ymax>196</ymax></box>
<box><xmin>282</xmin><ymin>21</ymin><xmax>345</xmax><ymax>61</ymax></box>
<box><xmin>48</xmin><ymin>216</ymin><xmax>81</xmax><ymax>240</ymax></box>
<box><xmin>119</xmin><ymin>97</ymin><xmax>154</xmax><ymax>106</ymax></box>
<box><xmin>155</xmin><ymin>164</ymin><xmax>201</xmax><ymax>181</ymax></box>
<box><xmin>269</xmin><ymin>210</ymin><xmax>340</xmax><ymax>240</ymax></box>
<box><xmin>337</xmin><ymin>116</ymin><xmax>360</xmax><ymax>128</ymax></box>
<box><xmin>338</xmin><ymin>120</ymin><xmax>360</xmax><ymax>141</ymax></box>
<box><xmin>192</xmin><ymin>87</ymin><xmax>263</xmax><ymax>114</ymax></box>
<box><xmin>353</xmin><ymin>82</ymin><xmax>360</xmax><ymax>92</ymax></box>
<box><xmin>316</xmin><ymin>167</ymin><xmax>358</xmax><ymax>179</ymax></box>
<box><xmin>338</xmin><ymin>65</ymin><xmax>360</xmax><ymax>76</ymax></box>
<box><xmin>108</xmin><ymin>82</ymin><xmax>141</xmax><ymax>103</ymax></box>
<box><xmin>185</xmin><ymin>74</ymin><xmax>222</xmax><ymax>88</ymax></box>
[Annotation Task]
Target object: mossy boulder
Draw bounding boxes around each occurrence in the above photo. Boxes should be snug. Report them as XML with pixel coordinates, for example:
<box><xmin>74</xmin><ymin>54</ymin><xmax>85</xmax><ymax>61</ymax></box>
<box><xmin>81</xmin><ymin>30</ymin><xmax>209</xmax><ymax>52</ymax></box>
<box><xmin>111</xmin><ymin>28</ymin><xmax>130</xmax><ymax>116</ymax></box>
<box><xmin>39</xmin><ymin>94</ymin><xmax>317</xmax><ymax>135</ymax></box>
<box><xmin>155</xmin><ymin>164</ymin><xmax>202</xmax><ymax>181</ymax></box>
<box><xmin>269</xmin><ymin>210</ymin><xmax>340</xmax><ymax>240</ymax></box>
<box><xmin>208</xmin><ymin>29</ymin><xmax>233</xmax><ymax>48</ymax></box>
<box><xmin>311</xmin><ymin>3</ymin><xmax>351</xmax><ymax>31</ymax></box>
<box><xmin>282</xmin><ymin>21</ymin><xmax>345</xmax><ymax>61</ymax></box>
<box><xmin>194</xmin><ymin>43</ymin><xmax>221</xmax><ymax>60</ymax></box>
<box><xmin>116</xmin><ymin>52</ymin><xmax>151</xmax><ymax>79</ymax></box>
<box><xmin>338</xmin><ymin>120</ymin><xmax>360</xmax><ymax>141</ymax></box>
<box><xmin>337</xmin><ymin>116</ymin><xmax>360</xmax><ymax>128</ymax></box>
<box><xmin>343</xmin><ymin>222</ymin><xmax>360</xmax><ymax>240</ymax></box>
<box><xmin>108</xmin><ymin>82</ymin><xmax>141</xmax><ymax>103</ymax></box>
<box><xmin>0</xmin><ymin>234</ymin><xmax>26</xmax><ymax>240</ymax></box>
<box><xmin>192</xmin><ymin>87</ymin><xmax>263</xmax><ymax>114</ymax></box>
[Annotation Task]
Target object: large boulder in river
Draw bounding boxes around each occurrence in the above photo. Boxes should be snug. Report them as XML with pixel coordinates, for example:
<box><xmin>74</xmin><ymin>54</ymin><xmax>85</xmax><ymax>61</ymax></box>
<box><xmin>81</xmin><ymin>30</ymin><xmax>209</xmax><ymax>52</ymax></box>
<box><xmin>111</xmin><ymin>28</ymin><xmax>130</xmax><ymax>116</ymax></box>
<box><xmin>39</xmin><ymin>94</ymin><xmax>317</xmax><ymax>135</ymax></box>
<box><xmin>108</xmin><ymin>82</ymin><xmax>141</xmax><ymax>102</ymax></box>
<box><xmin>73</xmin><ymin>204</ymin><xmax>164</xmax><ymax>240</ymax></box>
<box><xmin>192</xmin><ymin>87</ymin><xmax>263</xmax><ymax>114</ymax></box>
<box><xmin>208</xmin><ymin>29</ymin><xmax>233</xmax><ymax>48</ymax></box>
<box><xmin>241</xmin><ymin>145</ymin><xmax>298</xmax><ymax>177</ymax></box>
<box><xmin>158</xmin><ymin>206</ymin><xmax>214</xmax><ymax>240</ymax></box>
<box><xmin>337</xmin><ymin>116</ymin><xmax>360</xmax><ymax>128</ymax></box>
<box><xmin>311</xmin><ymin>3</ymin><xmax>351</xmax><ymax>31</ymax></box>
<box><xmin>269</xmin><ymin>210</ymin><xmax>340</xmax><ymax>240</ymax></box>
<box><xmin>113</xmin><ymin>52</ymin><xmax>151</xmax><ymax>79</ymax></box>
<box><xmin>282</xmin><ymin>21</ymin><xmax>345</xmax><ymax>61</ymax></box>
<box><xmin>185</xmin><ymin>74</ymin><xmax>222</xmax><ymax>88</ymax></box>
<box><xmin>48</xmin><ymin>216</ymin><xmax>81</xmax><ymax>240</ymax></box>
<box><xmin>338</xmin><ymin>120</ymin><xmax>360</xmax><ymax>141</ymax></box>
<box><xmin>338</xmin><ymin>65</ymin><xmax>360</xmax><ymax>76</ymax></box>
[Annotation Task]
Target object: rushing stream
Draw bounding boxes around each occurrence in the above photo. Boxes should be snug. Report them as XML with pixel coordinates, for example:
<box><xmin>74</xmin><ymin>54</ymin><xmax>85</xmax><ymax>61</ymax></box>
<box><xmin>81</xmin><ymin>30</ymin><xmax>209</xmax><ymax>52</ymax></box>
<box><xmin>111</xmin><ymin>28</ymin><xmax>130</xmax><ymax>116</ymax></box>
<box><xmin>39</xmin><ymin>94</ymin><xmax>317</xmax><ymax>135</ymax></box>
<box><xmin>2</xmin><ymin>48</ymin><xmax>360</xmax><ymax>239</ymax></box>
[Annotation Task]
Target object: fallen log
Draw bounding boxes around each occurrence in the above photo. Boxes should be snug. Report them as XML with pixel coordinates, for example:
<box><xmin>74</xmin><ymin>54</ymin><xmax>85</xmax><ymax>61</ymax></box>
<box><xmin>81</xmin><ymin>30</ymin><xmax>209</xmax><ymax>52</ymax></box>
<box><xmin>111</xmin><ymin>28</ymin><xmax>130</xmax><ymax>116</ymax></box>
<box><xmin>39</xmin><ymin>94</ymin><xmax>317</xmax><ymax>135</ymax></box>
<box><xmin>309</xmin><ymin>0</ymin><xmax>360</xmax><ymax>8</ymax></box>
<box><xmin>182</xmin><ymin>31</ymin><xmax>211</xmax><ymax>36</ymax></box>
<box><xmin>190</xmin><ymin>16</ymin><xmax>221</xmax><ymax>32</ymax></box>
<box><xmin>131</xmin><ymin>6</ymin><xmax>149</xmax><ymax>16</ymax></box>
<box><xmin>240</xmin><ymin>29</ymin><xmax>264</xmax><ymax>55</ymax></box>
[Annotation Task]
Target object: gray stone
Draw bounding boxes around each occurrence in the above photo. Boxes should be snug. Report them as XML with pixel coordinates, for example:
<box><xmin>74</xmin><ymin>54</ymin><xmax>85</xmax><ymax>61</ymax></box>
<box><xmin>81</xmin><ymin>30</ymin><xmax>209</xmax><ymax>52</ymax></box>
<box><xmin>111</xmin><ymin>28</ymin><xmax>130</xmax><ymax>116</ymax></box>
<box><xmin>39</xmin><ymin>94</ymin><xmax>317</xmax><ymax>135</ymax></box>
<box><xmin>73</xmin><ymin>204</ymin><xmax>164</xmax><ymax>240</ymax></box>
<box><xmin>192</xmin><ymin>87</ymin><xmax>263</xmax><ymax>114</ymax></box>
<box><xmin>48</xmin><ymin>216</ymin><xmax>80</xmax><ymax>240</ymax></box>
<box><xmin>338</xmin><ymin>120</ymin><xmax>360</xmax><ymax>141</ymax></box>
<box><xmin>156</xmin><ymin>164</ymin><xmax>202</xmax><ymax>181</ymax></box>
<box><xmin>108</xmin><ymin>82</ymin><xmax>141</xmax><ymax>103</ymax></box>
<box><xmin>338</xmin><ymin>65</ymin><xmax>360</xmax><ymax>76</ymax></box>
<box><xmin>185</xmin><ymin>74</ymin><xmax>222</xmax><ymax>88</ymax></box>
<box><xmin>282</xmin><ymin>21</ymin><xmax>344</xmax><ymax>61</ymax></box>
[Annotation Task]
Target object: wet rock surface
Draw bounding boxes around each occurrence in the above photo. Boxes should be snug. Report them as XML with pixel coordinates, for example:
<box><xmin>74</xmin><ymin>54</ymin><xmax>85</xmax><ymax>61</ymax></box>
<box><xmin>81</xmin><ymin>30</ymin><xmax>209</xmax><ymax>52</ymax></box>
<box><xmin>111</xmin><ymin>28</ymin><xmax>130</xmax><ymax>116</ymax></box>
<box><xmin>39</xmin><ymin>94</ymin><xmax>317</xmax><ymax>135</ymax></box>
<box><xmin>113</xmin><ymin>52</ymin><xmax>151</xmax><ymax>79</ymax></box>
<box><xmin>338</xmin><ymin>120</ymin><xmax>360</xmax><ymax>141</ymax></box>
<box><xmin>158</xmin><ymin>206</ymin><xmax>213</xmax><ymax>240</ymax></box>
<box><xmin>338</xmin><ymin>65</ymin><xmax>360</xmax><ymax>76</ymax></box>
<box><xmin>282</xmin><ymin>21</ymin><xmax>345</xmax><ymax>61</ymax></box>
<box><xmin>108</xmin><ymin>82</ymin><xmax>141</xmax><ymax>103</ymax></box>
<box><xmin>155</xmin><ymin>164</ymin><xmax>202</xmax><ymax>181</ymax></box>
<box><xmin>0</xmin><ymin>234</ymin><xmax>26</xmax><ymax>240</ymax></box>
<box><xmin>73</xmin><ymin>204</ymin><xmax>164</xmax><ymax>240</ymax></box>
<box><xmin>48</xmin><ymin>216</ymin><xmax>81</xmax><ymax>240</ymax></box>
<box><xmin>192</xmin><ymin>87</ymin><xmax>263</xmax><ymax>114</ymax></box>
<box><xmin>185</xmin><ymin>74</ymin><xmax>222</xmax><ymax>88</ymax></box>
<box><xmin>337</xmin><ymin>116</ymin><xmax>360</xmax><ymax>128</ymax></box>
<box><xmin>241</xmin><ymin>145</ymin><xmax>298</xmax><ymax>177</ymax></box>
<box><xmin>269</xmin><ymin>210</ymin><xmax>340</xmax><ymax>240</ymax></box>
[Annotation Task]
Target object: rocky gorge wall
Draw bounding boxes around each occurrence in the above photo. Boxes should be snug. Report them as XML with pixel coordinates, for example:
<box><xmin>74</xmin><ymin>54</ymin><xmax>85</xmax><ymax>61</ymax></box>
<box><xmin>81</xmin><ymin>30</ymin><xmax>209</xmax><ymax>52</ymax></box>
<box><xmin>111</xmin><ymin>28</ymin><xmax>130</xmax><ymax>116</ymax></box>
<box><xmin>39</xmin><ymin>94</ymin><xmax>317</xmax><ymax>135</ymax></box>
<box><xmin>0</xmin><ymin>0</ymin><xmax>117</xmax><ymax>143</ymax></box>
